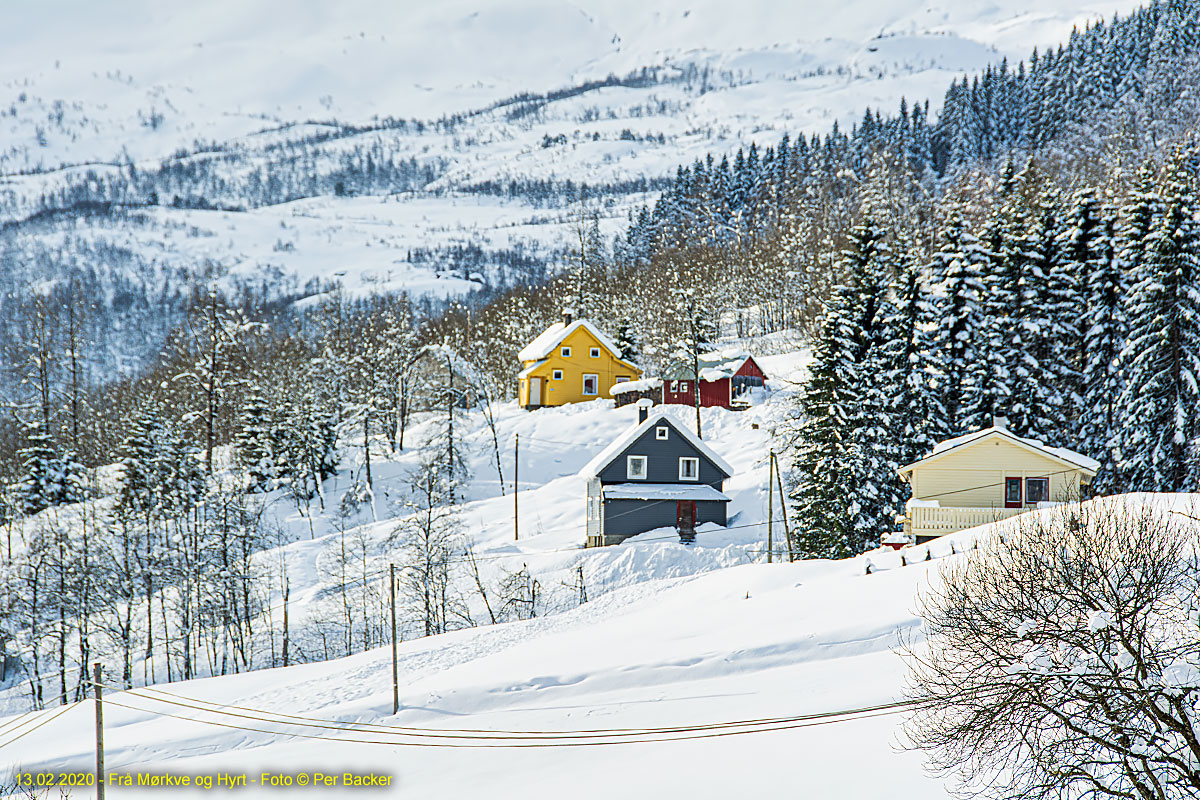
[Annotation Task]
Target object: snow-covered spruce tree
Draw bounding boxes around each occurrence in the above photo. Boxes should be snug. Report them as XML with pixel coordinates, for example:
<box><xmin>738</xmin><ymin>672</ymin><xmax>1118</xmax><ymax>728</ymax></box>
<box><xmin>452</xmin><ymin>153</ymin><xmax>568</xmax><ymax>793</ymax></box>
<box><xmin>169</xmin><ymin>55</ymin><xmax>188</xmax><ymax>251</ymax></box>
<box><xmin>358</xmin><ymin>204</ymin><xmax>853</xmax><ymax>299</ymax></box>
<box><xmin>1017</xmin><ymin>191</ymin><xmax>1074</xmax><ymax>441</ymax></box>
<box><xmin>613</xmin><ymin>315</ymin><xmax>641</xmax><ymax>364</ymax></box>
<box><xmin>789</xmin><ymin>219</ymin><xmax>895</xmax><ymax>558</ymax></box>
<box><xmin>978</xmin><ymin>163</ymin><xmax>1057</xmax><ymax>440</ymax></box>
<box><xmin>235</xmin><ymin>386</ymin><xmax>274</xmax><ymax>492</ymax></box>
<box><xmin>18</xmin><ymin>418</ymin><xmax>59</xmax><ymax>516</ymax></box>
<box><xmin>1074</xmin><ymin>200</ymin><xmax>1125</xmax><ymax>490</ymax></box>
<box><xmin>882</xmin><ymin>250</ymin><xmax>948</xmax><ymax>469</ymax></box>
<box><xmin>1117</xmin><ymin>150</ymin><xmax>1200</xmax><ymax>491</ymax></box>
<box><xmin>928</xmin><ymin>211</ymin><xmax>986</xmax><ymax>434</ymax></box>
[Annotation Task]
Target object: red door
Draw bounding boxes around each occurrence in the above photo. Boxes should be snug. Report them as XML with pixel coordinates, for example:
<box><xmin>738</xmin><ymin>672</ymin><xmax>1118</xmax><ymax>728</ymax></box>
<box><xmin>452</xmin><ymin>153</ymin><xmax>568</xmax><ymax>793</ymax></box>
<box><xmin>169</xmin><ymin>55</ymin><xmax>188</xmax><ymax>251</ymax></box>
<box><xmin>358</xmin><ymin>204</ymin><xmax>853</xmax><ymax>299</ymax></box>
<box><xmin>676</xmin><ymin>500</ymin><xmax>697</xmax><ymax>541</ymax></box>
<box><xmin>1005</xmin><ymin>477</ymin><xmax>1022</xmax><ymax>508</ymax></box>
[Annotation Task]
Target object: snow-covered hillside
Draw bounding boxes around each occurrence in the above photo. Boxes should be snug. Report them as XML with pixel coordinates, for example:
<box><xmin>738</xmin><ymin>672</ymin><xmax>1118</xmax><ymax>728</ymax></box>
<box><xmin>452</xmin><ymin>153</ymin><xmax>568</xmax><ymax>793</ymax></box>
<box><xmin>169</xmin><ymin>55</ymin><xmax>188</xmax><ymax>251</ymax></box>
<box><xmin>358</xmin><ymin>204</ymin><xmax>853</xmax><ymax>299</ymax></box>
<box><xmin>0</xmin><ymin>0</ymin><xmax>1145</xmax><ymax>305</ymax></box>
<box><xmin>5</xmin><ymin>414</ymin><xmax>1193</xmax><ymax>799</ymax></box>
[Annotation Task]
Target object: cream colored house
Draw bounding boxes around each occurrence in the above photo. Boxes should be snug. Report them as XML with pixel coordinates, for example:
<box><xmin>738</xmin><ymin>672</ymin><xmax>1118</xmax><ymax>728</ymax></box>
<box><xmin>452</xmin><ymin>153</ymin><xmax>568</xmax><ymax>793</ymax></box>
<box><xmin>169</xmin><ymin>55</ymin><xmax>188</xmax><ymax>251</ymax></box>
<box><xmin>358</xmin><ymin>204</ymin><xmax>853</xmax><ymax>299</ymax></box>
<box><xmin>896</xmin><ymin>423</ymin><xmax>1099</xmax><ymax>544</ymax></box>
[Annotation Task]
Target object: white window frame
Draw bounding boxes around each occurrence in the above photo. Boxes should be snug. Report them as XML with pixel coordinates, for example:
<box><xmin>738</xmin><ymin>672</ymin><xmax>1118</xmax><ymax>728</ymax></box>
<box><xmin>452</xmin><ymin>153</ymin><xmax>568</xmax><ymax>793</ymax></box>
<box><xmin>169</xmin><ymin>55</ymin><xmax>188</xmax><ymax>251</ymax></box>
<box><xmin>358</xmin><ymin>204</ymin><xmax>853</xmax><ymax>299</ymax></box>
<box><xmin>655</xmin><ymin>426</ymin><xmax>669</xmax><ymax>440</ymax></box>
<box><xmin>582</xmin><ymin>373</ymin><xmax>599</xmax><ymax>395</ymax></box>
<box><xmin>615</xmin><ymin>375</ymin><xmax>630</xmax><ymax>384</ymax></box>
<box><xmin>590</xmin><ymin>347</ymin><xmax>601</xmax><ymax>358</ymax></box>
<box><xmin>561</xmin><ymin>346</ymin><xmax>572</xmax><ymax>357</ymax></box>
<box><xmin>680</xmin><ymin>380</ymin><xmax>689</xmax><ymax>393</ymax></box>
<box><xmin>627</xmin><ymin>455</ymin><xmax>648</xmax><ymax>480</ymax></box>
<box><xmin>679</xmin><ymin>457</ymin><xmax>699</xmax><ymax>481</ymax></box>
<box><xmin>552</xmin><ymin>369</ymin><xmax>563</xmax><ymax>381</ymax></box>
<box><xmin>669</xmin><ymin>380</ymin><xmax>678</xmax><ymax>392</ymax></box>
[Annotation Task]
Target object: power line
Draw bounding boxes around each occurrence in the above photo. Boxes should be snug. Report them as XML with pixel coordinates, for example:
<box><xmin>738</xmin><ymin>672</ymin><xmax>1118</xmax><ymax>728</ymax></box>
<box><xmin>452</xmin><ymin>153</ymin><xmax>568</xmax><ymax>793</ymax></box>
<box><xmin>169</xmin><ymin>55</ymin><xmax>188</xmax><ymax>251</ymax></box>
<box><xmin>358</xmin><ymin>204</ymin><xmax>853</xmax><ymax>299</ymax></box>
<box><xmin>94</xmin><ymin>690</ymin><xmax>925</xmax><ymax>749</ymax></box>
<box><xmin>0</xmin><ymin>701</ymin><xmax>79</xmax><ymax>751</ymax></box>
<box><xmin>110</xmin><ymin>682</ymin><xmax>921</xmax><ymax>740</ymax></box>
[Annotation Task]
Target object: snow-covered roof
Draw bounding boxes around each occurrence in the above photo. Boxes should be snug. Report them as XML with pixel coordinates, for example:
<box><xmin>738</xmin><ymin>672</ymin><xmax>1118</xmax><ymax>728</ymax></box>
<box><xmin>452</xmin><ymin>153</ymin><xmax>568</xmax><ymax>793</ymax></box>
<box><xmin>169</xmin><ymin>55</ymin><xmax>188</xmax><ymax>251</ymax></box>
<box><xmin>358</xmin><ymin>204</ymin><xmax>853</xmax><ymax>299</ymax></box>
<box><xmin>661</xmin><ymin>349</ymin><xmax>758</xmax><ymax>382</ymax></box>
<box><xmin>518</xmin><ymin>318</ymin><xmax>627</xmax><ymax>363</ymax></box>
<box><xmin>602</xmin><ymin>483</ymin><xmax>731</xmax><ymax>502</ymax></box>
<box><xmin>609</xmin><ymin>378</ymin><xmax>662</xmax><ymax>394</ymax></box>
<box><xmin>899</xmin><ymin>425</ymin><xmax>1100</xmax><ymax>475</ymax></box>
<box><xmin>517</xmin><ymin>359</ymin><xmax>547</xmax><ymax>379</ymax></box>
<box><xmin>577</xmin><ymin>412</ymin><xmax>735</xmax><ymax>480</ymax></box>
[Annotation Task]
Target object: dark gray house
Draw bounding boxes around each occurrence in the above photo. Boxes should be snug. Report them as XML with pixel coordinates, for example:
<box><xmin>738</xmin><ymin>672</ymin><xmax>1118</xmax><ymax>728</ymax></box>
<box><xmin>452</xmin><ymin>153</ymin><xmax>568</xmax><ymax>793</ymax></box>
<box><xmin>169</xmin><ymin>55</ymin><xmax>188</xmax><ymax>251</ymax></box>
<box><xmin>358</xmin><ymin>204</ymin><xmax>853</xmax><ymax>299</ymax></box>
<box><xmin>578</xmin><ymin>401</ymin><xmax>733</xmax><ymax>547</ymax></box>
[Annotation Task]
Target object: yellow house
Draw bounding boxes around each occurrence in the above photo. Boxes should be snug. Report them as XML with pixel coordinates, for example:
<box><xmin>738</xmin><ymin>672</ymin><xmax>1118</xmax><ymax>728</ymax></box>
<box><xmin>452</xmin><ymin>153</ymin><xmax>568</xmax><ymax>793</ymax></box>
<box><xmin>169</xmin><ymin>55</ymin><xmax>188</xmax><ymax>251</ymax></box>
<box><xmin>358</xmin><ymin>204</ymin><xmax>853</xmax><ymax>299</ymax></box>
<box><xmin>518</xmin><ymin>311</ymin><xmax>642</xmax><ymax>409</ymax></box>
<box><xmin>896</xmin><ymin>422</ymin><xmax>1098</xmax><ymax>544</ymax></box>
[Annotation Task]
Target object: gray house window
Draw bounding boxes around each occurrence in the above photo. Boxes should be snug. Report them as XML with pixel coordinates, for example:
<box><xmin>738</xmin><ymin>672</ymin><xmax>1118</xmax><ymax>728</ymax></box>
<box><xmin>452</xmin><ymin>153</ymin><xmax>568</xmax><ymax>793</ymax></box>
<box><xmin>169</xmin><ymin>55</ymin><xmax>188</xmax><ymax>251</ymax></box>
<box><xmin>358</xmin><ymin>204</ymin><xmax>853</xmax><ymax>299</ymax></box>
<box><xmin>627</xmin><ymin>455</ymin><xmax>647</xmax><ymax>480</ymax></box>
<box><xmin>679</xmin><ymin>457</ymin><xmax>699</xmax><ymax>481</ymax></box>
<box><xmin>655</xmin><ymin>426</ymin><xmax>669</xmax><ymax>440</ymax></box>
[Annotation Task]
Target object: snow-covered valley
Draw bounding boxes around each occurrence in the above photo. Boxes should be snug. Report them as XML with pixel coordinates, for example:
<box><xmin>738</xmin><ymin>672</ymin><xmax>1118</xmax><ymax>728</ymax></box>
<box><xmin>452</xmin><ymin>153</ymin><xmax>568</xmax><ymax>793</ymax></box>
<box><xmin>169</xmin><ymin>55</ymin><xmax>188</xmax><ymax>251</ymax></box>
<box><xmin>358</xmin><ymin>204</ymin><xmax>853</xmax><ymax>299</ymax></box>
<box><xmin>0</xmin><ymin>0</ymin><xmax>1145</xmax><ymax>307</ymax></box>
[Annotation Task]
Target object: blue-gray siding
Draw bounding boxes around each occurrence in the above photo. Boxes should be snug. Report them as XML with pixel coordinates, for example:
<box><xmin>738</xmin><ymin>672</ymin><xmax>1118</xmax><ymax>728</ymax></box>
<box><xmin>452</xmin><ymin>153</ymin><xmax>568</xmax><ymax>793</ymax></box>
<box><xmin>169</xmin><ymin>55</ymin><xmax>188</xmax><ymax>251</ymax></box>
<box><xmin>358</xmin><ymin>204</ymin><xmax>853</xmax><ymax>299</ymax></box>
<box><xmin>594</xmin><ymin>422</ymin><xmax>728</xmax><ymax>487</ymax></box>
<box><xmin>598</xmin><ymin>498</ymin><xmax>728</xmax><ymax>544</ymax></box>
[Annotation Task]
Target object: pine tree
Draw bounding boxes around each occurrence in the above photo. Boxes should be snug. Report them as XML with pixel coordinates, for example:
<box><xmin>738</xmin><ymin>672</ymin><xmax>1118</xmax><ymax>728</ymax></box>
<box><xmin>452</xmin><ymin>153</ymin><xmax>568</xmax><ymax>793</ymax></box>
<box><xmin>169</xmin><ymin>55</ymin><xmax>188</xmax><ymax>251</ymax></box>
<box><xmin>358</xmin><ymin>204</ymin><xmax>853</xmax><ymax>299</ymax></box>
<box><xmin>790</xmin><ymin>220</ymin><xmax>894</xmax><ymax>557</ymax></box>
<box><xmin>1078</xmin><ymin>208</ymin><xmax>1124</xmax><ymax>490</ymax></box>
<box><xmin>18</xmin><ymin>419</ymin><xmax>58</xmax><ymax>515</ymax></box>
<box><xmin>882</xmin><ymin>251</ymin><xmax>948</xmax><ymax>467</ymax></box>
<box><xmin>235</xmin><ymin>387</ymin><xmax>274</xmax><ymax>492</ymax></box>
<box><xmin>928</xmin><ymin>212</ymin><xmax>986</xmax><ymax>433</ymax></box>
<box><xmin>1117</xmin><ymin>151</ymin><xmax>1200</xmax><ymax>491</ymax></box>
<box><xmin>613</xmin><ymin>316</ymin><xmax>641</xmax><ymax>364</ymax></box>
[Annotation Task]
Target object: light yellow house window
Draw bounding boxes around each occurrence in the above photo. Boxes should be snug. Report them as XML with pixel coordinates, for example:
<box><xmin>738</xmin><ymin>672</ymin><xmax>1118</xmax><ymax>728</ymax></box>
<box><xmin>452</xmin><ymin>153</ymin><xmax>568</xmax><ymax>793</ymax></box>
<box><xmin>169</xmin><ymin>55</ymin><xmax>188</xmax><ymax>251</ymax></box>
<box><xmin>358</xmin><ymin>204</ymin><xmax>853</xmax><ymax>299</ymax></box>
<box><xmin>582</xmin><ymin>374</ymin><xmax>599</xmax><ymax>395</ymax></box>
<box><xmin>561</xmin><ymin>346</ymin><xmax>571</xmax><ymax>357</ymax></box>
<box><xmin>553</xmin><ymin>369</ymin><xmax>563</xmax><ymax>380</ymax></box>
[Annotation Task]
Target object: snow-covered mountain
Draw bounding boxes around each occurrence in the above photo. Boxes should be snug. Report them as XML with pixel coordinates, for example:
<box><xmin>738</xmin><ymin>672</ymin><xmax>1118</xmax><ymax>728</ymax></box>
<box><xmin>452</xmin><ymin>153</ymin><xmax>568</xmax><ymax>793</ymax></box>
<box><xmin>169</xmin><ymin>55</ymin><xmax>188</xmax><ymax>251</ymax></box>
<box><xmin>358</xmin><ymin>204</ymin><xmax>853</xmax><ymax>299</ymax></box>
<box><xmin>1</xmin><ymin>0</ymin><xmax>1143</xmax><ymax>304</ymax></box>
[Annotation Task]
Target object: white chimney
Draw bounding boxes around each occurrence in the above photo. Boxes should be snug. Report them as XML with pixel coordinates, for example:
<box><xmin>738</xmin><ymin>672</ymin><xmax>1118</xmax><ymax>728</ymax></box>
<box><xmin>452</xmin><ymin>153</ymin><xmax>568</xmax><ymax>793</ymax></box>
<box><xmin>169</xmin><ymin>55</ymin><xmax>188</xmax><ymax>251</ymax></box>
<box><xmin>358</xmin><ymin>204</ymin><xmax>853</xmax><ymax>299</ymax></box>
<box><xmin>637</xmin><ymin>398</ymin><xmax>653</xmax><ymax>424</ymax></box>
<box><xmin>992</xmin><ymin>415</ymin><xmax>1009</xmax><ymax>430</ymax></box>
<box><xmin>562</xmin><ymin>308</ymin><xmax>575</xmax><ymax>326</ymax></box>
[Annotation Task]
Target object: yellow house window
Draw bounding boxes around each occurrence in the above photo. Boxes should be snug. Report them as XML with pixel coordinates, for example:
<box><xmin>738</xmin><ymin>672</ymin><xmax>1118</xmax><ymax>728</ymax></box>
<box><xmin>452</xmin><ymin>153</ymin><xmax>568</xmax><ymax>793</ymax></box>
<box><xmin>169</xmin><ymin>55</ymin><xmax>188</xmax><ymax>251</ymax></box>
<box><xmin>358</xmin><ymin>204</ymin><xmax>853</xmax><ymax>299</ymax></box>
<box><xmin>553</xmin><ymin>369</ymin><xmax>563</xmax><ymax>380</ymax></box>
<box><xmin>561</xmin><ymin>346</ymin><xmax>571</xmax><ymax>357</ymax></box>
<box><xmin>590</xmin><ymin>347</ymin><xmax>600</xmax><ymax>358</ymax></box>
<box><xmin>582</xmin><ymin>374</ymin><xmax>598</xmax><ymax>395</ymax></box>
<box><xmin>616</xmin><ymin>375</ymin><xmax>630</xmax><ymax>383</ymax></box>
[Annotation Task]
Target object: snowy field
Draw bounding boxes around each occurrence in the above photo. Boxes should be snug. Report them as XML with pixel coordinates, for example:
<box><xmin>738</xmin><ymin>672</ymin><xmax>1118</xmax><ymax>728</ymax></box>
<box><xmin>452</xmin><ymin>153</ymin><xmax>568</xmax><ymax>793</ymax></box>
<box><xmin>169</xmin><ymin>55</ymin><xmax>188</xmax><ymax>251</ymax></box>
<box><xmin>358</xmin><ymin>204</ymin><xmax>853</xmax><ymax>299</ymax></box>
<box><xmin>3</xmin><ymin>339</ymin><xmax>1191</xmax><ymax>798</ymax></box>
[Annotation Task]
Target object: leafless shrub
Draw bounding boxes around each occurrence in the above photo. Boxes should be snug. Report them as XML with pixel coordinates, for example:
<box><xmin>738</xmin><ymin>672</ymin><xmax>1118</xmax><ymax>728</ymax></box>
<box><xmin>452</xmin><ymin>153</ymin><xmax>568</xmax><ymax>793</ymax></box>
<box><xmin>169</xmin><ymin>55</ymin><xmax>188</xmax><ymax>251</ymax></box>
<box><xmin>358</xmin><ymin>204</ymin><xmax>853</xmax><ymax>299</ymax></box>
<box><xmin>903</xmin><ymin>499</ymin><xmax>1200</xmax><ymax>800</ymax></box>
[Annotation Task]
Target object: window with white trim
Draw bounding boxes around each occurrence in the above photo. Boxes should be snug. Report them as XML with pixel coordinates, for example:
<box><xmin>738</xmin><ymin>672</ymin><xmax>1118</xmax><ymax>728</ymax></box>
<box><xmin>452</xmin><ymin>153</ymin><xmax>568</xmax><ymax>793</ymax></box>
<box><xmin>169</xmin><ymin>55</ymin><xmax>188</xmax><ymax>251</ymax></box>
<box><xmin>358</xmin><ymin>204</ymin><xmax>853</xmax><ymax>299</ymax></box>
<box><xmin>679</xmin><ymin>457</ymin><xmax>699</xmax><ymax>481</ymax></box>
<box><xmin>655</xmin><ymin>426</ymin><xmax>669</xmax><ymax>440</ymax></box>
<box><xmin>590</xmin><ymin>347</ymin><xmax>600</xmax><ymax>358</ymax></box>
<box><xmin>680</xmin><ymin>381</ymin><xmax>689</xmax><ymax>393</ymax></box>
<box><xmin>582</xmin><ymin>374</ymin><xmax>599</xmax><ymax>395</ymax></box>
<box><xmin>669</xmin><ymin>380</ymin><xmax>678</xmax><ymax>392</ymax></box>
<box><xmin>552</xmin><ymin>369</ymin><xmax>563</xmax><ymax>380</ymax></box>
<box><xmin>627</xmin><ymin>455</ymin><xmax>648</xmax><ymax>480</ymax></box>
<box><xmin>561</xmin><ymin>346</ymin><xmax>571</xmax><ymax>357</ymax></box>
<box><xmin>616</xmin><ymin>375</ymin><xmax>630</xmax><ymax>384</ymax></box>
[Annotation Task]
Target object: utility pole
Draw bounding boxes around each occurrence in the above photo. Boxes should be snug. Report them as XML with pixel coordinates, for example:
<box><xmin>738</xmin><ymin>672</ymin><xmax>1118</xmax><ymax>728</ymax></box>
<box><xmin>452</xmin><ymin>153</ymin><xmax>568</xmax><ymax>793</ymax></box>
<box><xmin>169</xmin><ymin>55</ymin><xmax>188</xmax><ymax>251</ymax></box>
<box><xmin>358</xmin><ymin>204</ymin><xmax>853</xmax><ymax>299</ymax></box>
<box><xmin>513</xmin><ymin>434</ymin><xmax>519</xmax><ymax>541</ymax></box>
<box><xmin>766</xmin><ymin>453</ymin><xmax>774</xmax><ymax>563</ymax></box>
<box><xmin>772</xmin><ymin>452</ymin><xmax>795</xmax><ymax>562</ymax></box>
<box><xmin>94</xmin><ymin>662</ymin><xmax>105</xmax><ymax>800</ymax></box>
<box><xmin>389</xmin><ymin>564</ymin><xmax>398</xmax><ymax>715</ymax></box>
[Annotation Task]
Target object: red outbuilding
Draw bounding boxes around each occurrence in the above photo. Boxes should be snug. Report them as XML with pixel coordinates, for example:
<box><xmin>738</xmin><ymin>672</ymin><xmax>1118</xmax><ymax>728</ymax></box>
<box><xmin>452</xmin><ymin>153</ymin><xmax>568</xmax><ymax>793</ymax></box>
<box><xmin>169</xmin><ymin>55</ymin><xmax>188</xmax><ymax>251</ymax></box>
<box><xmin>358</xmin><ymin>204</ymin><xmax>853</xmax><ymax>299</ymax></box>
<box><xmin>661</xmin><ymin>351</ymin><xmax>768</xmax><ymax>409</ymax></box>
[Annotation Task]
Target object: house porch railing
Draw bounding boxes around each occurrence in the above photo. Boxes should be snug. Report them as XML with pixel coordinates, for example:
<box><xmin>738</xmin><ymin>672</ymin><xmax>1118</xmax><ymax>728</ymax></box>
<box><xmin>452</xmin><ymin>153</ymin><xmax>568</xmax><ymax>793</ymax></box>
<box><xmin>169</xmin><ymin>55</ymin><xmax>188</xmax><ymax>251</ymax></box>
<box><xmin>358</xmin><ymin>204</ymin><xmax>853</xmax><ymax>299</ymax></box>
<box><xmin>903</xmin><ymin>505</ymin><xmax>1028</xmax><ymax>538</ymax></box>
